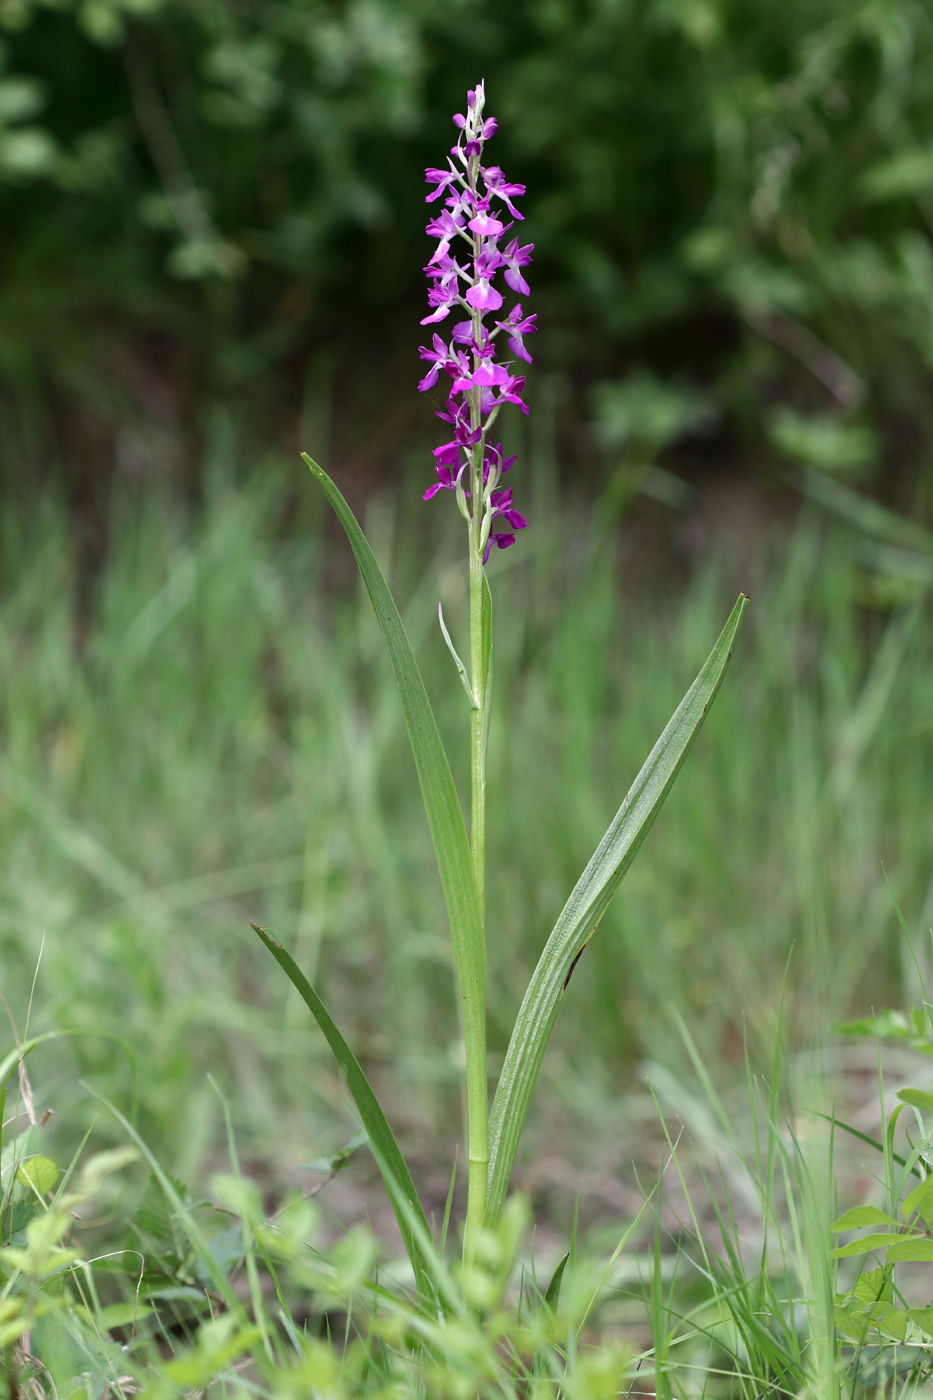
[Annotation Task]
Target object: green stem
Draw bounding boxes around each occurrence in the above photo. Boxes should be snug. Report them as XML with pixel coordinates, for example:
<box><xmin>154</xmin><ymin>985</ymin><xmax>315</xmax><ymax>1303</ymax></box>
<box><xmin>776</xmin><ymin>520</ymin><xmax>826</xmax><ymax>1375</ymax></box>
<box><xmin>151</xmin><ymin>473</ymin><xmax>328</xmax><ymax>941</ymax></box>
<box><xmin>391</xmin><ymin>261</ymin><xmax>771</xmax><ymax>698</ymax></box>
<box><xmin>463</xmin><ymin>386</ymin><xmax>489</xmax><ymax>1265</ymax></box>
<box><xmin>461</xmin><ymin>134</ymin><xmax>491</xmax><ymax>1268</ymax></box>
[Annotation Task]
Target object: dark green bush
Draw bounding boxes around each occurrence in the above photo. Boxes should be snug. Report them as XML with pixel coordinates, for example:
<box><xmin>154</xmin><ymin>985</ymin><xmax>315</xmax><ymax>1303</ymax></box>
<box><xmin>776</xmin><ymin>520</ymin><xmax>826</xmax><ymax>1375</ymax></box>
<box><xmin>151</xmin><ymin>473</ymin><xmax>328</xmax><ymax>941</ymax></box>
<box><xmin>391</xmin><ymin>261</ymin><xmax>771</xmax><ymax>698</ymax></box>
<box><xmin>3</xmin><ymin>0</ymin><xmax>933</xmax><ymax>495</ymax></box>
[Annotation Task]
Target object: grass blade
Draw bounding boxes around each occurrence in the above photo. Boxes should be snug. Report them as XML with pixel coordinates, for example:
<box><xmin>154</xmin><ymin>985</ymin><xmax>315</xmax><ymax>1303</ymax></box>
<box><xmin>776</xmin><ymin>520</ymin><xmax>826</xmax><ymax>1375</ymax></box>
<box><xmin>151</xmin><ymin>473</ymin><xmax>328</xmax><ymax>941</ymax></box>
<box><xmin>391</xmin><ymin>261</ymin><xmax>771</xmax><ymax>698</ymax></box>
<box><xmin>544</xmin><ymin>1252</ymin><xmax>568</xmax><ymax>1312</ymax></box>
<box><xmin>302</xmin><ymin>455</ymin><xmax>485</xmax><ymax>1139</ymax></box>
<box><xmin>485</xmin><ymin>594</ymin><xmax>748</xmax><ymax>1225</ymax></box>
<box><xmin>252</xmin><ymin>924</ymin><xmax>435</xmax><ymax>1304</ymax></box>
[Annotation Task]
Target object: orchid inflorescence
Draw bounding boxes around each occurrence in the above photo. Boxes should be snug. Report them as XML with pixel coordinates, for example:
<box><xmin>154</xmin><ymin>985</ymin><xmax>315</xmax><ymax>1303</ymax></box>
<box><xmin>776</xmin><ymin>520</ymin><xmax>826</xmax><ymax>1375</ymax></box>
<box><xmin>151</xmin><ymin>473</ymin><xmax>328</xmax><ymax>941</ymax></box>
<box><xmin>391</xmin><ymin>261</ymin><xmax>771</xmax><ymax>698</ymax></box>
<box><xmin>418</xmin><ymin>81</ymin><xmax>535</xmax><ymax>562</ymax></box>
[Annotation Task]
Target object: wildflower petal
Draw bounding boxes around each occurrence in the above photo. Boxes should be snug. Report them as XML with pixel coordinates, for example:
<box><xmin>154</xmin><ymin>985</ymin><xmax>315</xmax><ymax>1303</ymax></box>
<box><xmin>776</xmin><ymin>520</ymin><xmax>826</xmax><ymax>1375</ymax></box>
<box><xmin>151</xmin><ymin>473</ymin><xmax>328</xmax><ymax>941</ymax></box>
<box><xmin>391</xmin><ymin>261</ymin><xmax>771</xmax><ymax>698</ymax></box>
<box><xmin>465</xmin><ymin>278</ymin><xmax>503</xmax><ymax>311</ymax></box>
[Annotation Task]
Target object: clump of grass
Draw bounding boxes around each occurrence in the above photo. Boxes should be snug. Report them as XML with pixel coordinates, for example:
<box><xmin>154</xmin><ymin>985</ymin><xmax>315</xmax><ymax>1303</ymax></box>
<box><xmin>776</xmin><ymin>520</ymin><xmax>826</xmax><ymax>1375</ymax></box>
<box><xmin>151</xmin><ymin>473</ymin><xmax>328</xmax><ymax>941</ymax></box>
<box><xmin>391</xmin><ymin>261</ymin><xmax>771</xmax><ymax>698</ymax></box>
<box><xmin>2</xmin><ymin>1039</ymin><xmax>645</xmax><ymax>1400</ymax></box>
<box><xmin>11</xmin><ymin>991</ymin><xmax>928</xmax><ymax>1398</ymax></box>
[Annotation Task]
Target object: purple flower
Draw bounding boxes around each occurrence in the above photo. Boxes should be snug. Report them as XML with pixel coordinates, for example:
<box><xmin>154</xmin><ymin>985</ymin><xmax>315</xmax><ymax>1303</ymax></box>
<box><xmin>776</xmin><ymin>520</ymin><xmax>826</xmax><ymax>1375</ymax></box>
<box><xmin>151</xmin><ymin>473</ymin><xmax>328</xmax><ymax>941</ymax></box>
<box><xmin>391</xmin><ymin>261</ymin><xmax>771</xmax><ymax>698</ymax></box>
<box><xmin>500</xmin><ymin>239</ymin><xmax>533</xmax><ymax>297</ymax></box>
<box><xmin>451</xmin><ymin>319</ymin><xmax>477</xmax><ymax>346</ymax></box>
<box><xmin>452</xmin><ymin>346</ymin><xmax>509</xmax><ymax>393</ymax></box>
<box><xmin>467</xmin><ymin>201</ymin><xmax>506</xmax><ymax>238</ymax></box>
<box><xmin>418</xmin><ymin>81</ymin><xmax>533</xmax><ymax>557</ymax></box>
<box><xmin>417</xmin><ymin>334</ymin><xmax>463</xmax><ymax>391</ymax></box>
<box><xmin>496</xmin><ymin>373</ymin><xmax>529</xmax><ymax>415</ymax></box>
<box><xmin>433</xmin><ymin>440</ymin><xmax>462</xmax><ymax>468</ymax></box>
<box><xmin>420</xmin><ymin>295</ymin><xmax>458</xmax><ymax>326</ymax></box>
<box><xmin>464</xmin><ymin>276</ymin><xmax>503</xmax><ymax>313</ymax></box>
<box><xmin>484</xmin><ymin>486</ymin><xmax>528</xmax><ymax>563</ymax></box>
<box><xmin>472</xmin><ymin>357</ymin><xmax>510</xmax><ymax>388</ymax></box>
<box><xmin>481</xmin><ymin>167</ymin><xmax>525</xmax><ymax>221</ymax></box>
<box><xmin>426</xmin><ymin>208</ymin><xmax>466</xmax><ymax>262</ymax></box>
<box><xmin>495</xmin><ymin>303</ymin><xmax>537</xmax><ymax>363</ymax></box>
<box><xmin>483</xmin><ymin>443</ymin><xmax>517</xmax><ymax>481</ymax></box>
<box><xmin>424</xmin><ymin>167</ymin><xmax>459</xmax><ymax>202</ymax></box>
<box><xmin>423</xmin><ymin>463</ymin><xmax>457</xmax><ymax>499</ymax></box>
<box><xmin>425</xmin><ymin>252</ymin><xmax>468</xmax><ymax>294</ymax></box>
<box><xmin>490</xmin><ymin>485</ymin><xmax>524</xmax><ymax>527</ymax></box>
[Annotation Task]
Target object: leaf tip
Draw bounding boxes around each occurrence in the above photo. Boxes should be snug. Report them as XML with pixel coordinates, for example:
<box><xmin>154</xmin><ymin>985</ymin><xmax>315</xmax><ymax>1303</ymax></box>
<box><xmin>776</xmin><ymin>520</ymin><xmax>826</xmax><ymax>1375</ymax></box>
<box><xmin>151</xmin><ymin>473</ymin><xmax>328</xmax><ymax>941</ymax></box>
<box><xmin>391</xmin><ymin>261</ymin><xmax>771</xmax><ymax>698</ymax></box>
<box><xmin>251</xmin><ymin>923</ymin><xmax>283</xmax><ymax>948</ymax></box>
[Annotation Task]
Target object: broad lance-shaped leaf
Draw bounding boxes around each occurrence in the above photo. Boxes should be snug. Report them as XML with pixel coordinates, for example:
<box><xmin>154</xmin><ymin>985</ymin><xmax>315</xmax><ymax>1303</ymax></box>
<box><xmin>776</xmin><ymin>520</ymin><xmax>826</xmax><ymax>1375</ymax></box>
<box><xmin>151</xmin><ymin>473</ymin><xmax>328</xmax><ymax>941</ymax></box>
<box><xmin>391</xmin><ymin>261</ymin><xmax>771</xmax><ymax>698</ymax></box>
<box><xmin>252</xmin><ymin>925</ymin><xmax>435</xmax><ymax>1303</ymax></box>
<box><xmin>301</xmin><ymin>455</ymin><xmax>486</xmax><ymax>1132</ymax></box>
<box><xmin>485</xmin><ymin>594</ymin><xmax>748</xmax><ymax>1226</ymax></box>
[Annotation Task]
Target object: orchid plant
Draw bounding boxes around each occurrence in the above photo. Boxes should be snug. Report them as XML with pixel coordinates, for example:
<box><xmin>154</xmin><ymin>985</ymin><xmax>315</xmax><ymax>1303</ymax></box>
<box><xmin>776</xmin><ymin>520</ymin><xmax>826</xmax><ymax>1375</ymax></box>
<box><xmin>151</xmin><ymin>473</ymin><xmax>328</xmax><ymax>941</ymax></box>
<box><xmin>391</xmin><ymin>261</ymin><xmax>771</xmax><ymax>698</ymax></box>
<box><xmin>254</xmin><ymin>83</ymin><xmax>747</xmax><ymax>1304</ymax></box>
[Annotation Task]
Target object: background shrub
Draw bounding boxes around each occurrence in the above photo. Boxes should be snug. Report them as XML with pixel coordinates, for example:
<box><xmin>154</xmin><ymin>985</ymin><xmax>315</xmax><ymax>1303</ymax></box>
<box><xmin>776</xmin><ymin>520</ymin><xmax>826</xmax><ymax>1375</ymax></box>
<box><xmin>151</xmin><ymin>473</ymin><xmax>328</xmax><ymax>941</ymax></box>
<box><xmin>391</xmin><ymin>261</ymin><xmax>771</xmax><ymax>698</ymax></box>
<box><xmin>3</xmin><ymin>0</ymin><xmax>933</xmax><ymax>505</ymax></box>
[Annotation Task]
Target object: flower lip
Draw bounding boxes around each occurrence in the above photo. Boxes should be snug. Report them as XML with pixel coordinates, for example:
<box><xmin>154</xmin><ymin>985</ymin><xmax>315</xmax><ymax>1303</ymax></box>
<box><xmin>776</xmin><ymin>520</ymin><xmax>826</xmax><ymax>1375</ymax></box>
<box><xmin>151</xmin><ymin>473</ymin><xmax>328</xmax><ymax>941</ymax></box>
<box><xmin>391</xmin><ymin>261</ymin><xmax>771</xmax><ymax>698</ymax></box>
<box><xmin>464</xmin><ymin>278</ymin><xmax>503</xmax><ymax>312</ymax></box>
<box><xmin>467</xmin><ymin>206</ymin><xmax>505</xmax><ymax>238</ymax></box>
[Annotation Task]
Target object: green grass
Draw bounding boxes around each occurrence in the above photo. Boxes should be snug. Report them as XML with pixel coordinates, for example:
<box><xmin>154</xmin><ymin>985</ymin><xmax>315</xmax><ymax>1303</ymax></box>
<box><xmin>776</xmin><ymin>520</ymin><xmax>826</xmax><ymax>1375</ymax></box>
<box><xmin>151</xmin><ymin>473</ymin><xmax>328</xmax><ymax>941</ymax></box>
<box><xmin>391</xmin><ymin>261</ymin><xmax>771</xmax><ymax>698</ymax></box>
<box><xmin>1</xmin><ymin>454</ymin><xmax>930</xmax><ymax>1207</ymax></box>
<box><xmin>0</xmin><ymin>990</ymin><xmax>890</xmax><ymax>1399</ymax></box>
<box><xmin>0</xmin><ymin>995</ymin><xmax>843</xmax><ymax>1400</ymax></box>
<box><xmin>3</xmin><ymin>452</ymin><xmax>933</xmax><ymax>1395</ymax></box>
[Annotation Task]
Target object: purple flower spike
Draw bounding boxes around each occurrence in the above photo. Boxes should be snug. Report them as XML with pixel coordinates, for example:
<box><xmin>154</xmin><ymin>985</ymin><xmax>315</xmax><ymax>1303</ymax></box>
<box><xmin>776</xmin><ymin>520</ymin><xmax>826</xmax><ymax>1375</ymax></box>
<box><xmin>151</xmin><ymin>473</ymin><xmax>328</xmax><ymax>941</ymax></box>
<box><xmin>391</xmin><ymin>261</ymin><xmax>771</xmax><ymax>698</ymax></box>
<box><xmin>418</xmin><ymin>80</ymin><xmax>533</xmax><ymax>557</ymax></box>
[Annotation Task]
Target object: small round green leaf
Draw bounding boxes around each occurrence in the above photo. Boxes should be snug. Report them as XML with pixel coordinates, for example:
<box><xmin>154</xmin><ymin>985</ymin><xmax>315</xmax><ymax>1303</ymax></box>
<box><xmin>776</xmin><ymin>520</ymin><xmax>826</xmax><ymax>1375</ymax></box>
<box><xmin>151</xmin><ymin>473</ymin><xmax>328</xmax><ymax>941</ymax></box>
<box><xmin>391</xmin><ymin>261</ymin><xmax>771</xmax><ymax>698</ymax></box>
<box><xmin>17</xmin><ymin>1156</ymin><xmax>59</xmax><ymax>1195</ymax></box>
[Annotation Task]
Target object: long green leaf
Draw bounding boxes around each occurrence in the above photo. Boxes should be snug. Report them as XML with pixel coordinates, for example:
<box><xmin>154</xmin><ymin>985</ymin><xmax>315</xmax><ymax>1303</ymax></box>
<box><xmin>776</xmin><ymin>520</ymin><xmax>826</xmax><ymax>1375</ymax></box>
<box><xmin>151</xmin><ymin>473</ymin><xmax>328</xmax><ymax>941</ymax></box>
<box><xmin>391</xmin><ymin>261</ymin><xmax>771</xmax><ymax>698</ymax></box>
<box><xmin>252</xmin><ymin>925</ymin><xmax>435</xmax><ymax>1304</ymax></box>
<box><xmin>302</xmin><ymin>455</ymin><xmax>484</xmax><ymax>1090</ymax></box>
<box><xmin>485</xmin><ymin>594</ymin><xmax>748</xmax><ymax>1225</ymax></box>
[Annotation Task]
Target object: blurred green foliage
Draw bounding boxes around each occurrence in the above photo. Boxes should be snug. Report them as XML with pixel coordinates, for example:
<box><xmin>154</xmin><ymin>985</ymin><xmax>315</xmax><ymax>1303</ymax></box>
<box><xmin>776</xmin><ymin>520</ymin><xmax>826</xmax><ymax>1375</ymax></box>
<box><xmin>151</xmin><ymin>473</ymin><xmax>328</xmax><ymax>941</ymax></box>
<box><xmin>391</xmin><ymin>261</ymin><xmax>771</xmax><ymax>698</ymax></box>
<box><xmin>4</xmin><ymin>0</ymin><xmax>933</xmax><ymax>492</ymax></box>
<box><xmin>2</xmin><ymin>449</ymin><xmax>932</xmax><ymax>1187</ymax></box>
